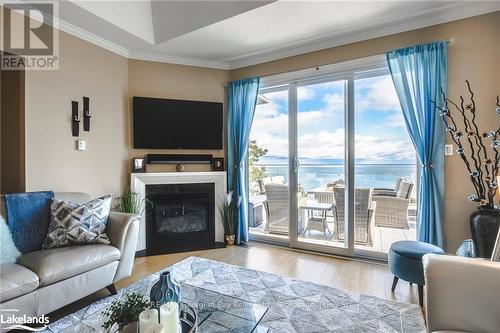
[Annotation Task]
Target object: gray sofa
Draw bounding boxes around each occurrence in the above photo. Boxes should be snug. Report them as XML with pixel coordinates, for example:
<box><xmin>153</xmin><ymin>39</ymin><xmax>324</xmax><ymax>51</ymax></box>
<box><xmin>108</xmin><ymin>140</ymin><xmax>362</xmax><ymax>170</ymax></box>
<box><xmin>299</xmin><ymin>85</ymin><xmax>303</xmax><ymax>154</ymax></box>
<box><xmin>0</xmin><ymin>192</ymin><xmax>140</xmax><ymax>327</ymax></box>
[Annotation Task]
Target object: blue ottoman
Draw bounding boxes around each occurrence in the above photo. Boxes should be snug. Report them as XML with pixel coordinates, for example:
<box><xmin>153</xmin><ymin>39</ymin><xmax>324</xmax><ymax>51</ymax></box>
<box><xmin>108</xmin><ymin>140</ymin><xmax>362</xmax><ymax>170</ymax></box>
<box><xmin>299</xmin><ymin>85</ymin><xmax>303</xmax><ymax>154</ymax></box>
<box><xmin>388</xmin><ymin>240</ymin><xmax>444</xmax><ymax>306</ymax></box>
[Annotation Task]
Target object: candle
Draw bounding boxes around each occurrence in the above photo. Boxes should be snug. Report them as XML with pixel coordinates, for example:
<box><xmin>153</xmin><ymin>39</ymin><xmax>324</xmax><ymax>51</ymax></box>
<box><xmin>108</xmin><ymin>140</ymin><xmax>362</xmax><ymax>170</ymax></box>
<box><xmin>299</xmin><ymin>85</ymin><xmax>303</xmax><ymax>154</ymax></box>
<box><xmin>143</xmin><ymin>324</ymin><xmax>164</xmax><ymax>333</ymax></box>
<box><xmin>159</xmin><ymin>302</ymin><xmax>179</xmax><ymax>333</ymax></box>
<box><xmin>139</xmin><ymin>308</ymin><xmax>158</xmax><ymax>332</ymax></box>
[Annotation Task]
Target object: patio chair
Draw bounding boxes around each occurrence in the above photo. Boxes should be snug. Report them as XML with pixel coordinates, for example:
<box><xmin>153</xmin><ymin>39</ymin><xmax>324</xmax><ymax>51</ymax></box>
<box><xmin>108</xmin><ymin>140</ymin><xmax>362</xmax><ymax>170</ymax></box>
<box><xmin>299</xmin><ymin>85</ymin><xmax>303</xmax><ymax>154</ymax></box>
<box><xmin>373</xmin><ymin>179</ymin><xmax>413</xmax><ymax>229</ymax></box>
<box><xmin>373</xmin><ymin>177</ymin><xmax>404</xmax><ymax>197</ymax></box>
<box><xmin>333</xmin><ymin>187</ymin><xmax>374</xmax><ymax>245</ymax></box>
<box><xmin>258</xmin><ymin>176</ymin><xmax>285</xmax><ymax>194</ymax></box>
<box><xmin>263</xmin><ymin>183</ymin><xmax>305</xmax><ymax>235</ymax></box>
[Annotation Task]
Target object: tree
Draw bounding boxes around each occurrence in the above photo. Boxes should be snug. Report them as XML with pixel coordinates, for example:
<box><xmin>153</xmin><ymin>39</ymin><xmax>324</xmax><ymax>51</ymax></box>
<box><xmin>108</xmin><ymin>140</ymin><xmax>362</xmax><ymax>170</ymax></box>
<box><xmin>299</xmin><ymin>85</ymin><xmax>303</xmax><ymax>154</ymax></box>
<box><xmin>249</xmin><ymin>140</ymin><xmax>268</xmax><ymax>195</ymax></box>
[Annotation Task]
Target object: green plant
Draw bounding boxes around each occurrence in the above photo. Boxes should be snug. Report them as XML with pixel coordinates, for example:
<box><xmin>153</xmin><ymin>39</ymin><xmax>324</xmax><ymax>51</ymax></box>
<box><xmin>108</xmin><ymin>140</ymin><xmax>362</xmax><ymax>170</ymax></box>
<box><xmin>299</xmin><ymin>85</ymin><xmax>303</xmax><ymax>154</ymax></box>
<box><xmin>249</xmin><ymin>140</ymin><xmax>268</xmax><ymax>195</ymax></box>
<box><xmin>219</xmin><ymin>192</ymin><xmax>237</xmax><ymax>236</ymax></box>
<box><xmin>114</xmin><ymin>189</ymin><xmax>149</xmax><ymax>215</ymax></box>
<box><xmin>102</xmin><ymin>293</ymin><xmax>151</xmax><ymax>330</ymax></box>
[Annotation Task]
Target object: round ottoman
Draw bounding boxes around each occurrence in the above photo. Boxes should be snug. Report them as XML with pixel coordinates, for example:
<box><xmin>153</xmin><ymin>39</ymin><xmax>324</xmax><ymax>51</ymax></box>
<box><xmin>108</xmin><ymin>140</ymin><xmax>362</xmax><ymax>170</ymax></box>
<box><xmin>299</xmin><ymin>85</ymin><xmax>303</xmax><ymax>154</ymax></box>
<box><xmin>388</xmin><ymin>240</ymin><xmax>444</xmax><ymax>306</ymax></box>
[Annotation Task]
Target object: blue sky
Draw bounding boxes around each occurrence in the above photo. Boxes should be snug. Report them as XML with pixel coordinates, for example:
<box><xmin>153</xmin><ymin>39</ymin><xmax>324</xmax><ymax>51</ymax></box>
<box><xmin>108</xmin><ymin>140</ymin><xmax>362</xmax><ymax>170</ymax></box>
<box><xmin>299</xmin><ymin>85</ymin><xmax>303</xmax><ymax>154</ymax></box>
<box><xmin>250</xmin><ymin>74</ymin><xmax>415</xmax><ymax>164</ymax></box>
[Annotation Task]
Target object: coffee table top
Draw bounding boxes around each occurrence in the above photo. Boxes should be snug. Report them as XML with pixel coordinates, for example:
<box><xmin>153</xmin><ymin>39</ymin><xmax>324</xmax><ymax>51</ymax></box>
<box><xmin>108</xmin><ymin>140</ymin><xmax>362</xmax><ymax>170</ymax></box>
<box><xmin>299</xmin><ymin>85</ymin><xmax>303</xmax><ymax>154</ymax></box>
<box><xmin>56</xmin><ymin>281</ymin><xmax>268</xmax><ymax>333</ymax></box>
<box><xmin>299</xmin><ymin>201</ymin><xmax>334</xmax><ymax>211</ymax></box>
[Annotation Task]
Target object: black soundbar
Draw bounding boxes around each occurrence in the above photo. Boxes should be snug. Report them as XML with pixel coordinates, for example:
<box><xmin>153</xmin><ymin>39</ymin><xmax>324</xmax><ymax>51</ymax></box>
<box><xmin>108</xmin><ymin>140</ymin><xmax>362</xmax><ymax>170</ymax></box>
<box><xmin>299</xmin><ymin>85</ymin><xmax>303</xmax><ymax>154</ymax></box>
<box><xmin>146</xmin><ymin>154</ymin><xmax>213</xmax><ymax>164</ymax></box>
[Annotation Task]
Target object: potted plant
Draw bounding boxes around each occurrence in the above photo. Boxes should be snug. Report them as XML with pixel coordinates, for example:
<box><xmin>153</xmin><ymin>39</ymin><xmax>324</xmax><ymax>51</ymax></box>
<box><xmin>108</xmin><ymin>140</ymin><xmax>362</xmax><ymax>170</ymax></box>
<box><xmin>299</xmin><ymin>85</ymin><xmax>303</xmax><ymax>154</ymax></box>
<box><xmin>102</xmin><ymin>293</ymin><xmax>151</xmax><ymax>332</ymax></box>
<box><xmin>435</xmin><ymin>81</ymin><xmax>499</xmax><ymax>257</ymax></box>
<box><xmin>114</xmin><ymin>188</ymin><xmax>149</xmax><ymax>216</ymax></box>
<box><xmin>219</xmin><ymin>191</ymin><xmax>238</xmax><ymax>245</ymax></box>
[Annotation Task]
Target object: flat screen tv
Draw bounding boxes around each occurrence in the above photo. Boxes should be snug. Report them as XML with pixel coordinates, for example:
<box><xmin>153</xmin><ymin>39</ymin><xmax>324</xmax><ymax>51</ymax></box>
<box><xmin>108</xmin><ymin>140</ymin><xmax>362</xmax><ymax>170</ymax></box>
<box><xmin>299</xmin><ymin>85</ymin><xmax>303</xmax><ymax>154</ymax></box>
<box><xmin>133</xmin><ymin>97</ymin><xmax>223</xmax><ymax>149</ymax></box>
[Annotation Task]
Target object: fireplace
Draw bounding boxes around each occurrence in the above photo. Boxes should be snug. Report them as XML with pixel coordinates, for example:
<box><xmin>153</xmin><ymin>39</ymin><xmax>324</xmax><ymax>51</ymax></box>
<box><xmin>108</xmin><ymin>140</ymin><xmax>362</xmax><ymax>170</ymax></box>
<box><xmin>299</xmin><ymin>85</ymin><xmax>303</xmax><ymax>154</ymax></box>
<box><xmin>146</xmin><ymin>183</ymin><xmax>216</xmax><ymax>255</ymax></box>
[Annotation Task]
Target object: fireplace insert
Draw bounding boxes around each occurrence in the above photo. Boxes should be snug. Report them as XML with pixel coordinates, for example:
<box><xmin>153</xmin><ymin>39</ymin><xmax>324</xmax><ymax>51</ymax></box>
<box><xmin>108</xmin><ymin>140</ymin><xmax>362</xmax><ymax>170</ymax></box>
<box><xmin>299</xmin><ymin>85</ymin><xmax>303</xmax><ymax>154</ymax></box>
<box><xmin>146</xmin><ymin>183</ymin><xmax>216</xmax><ymax>255</ymax></box>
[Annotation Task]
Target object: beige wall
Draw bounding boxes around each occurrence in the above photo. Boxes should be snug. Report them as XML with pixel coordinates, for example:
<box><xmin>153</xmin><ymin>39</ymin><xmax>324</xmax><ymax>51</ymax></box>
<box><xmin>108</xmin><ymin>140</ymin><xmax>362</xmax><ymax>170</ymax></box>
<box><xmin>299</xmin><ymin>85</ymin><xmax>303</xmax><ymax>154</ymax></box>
<box><xmin>128</xmin><ymin>60</ymin><xmax>229</xmax><ymax>173</ymax></box>
<box><xmin>24</xmin><ymin>31</ymin><xmax>129</xmax><ymax>198</ymax></box>
<box><xmin>231</xmin><ymin>12</ymin><xmax>500</xmax><ymax>251</ymax></box>
<box><xmin>20</xmin><ymin>31</ymin><xmax>230</xmax><ymax>198</ymax></box>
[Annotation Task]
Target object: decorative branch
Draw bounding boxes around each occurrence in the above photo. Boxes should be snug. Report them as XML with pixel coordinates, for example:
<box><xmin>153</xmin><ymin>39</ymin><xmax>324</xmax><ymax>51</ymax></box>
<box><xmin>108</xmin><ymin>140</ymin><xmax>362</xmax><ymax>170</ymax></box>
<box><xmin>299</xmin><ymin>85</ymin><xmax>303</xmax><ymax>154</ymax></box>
<box><xmin>437</xmin><ymin>81</ymin><xmax>500</xmax><ymax>209</ymax></box>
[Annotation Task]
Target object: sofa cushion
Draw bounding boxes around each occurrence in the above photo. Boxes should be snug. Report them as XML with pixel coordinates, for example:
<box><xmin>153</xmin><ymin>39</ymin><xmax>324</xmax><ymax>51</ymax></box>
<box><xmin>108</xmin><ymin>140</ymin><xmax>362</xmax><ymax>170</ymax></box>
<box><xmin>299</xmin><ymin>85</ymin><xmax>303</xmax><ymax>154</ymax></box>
<box><xmin>43</xmin><ymin>195</ymin><xmax>112</xmax><ymax>248</ymax></box>
<box><xmin>17</xmin><ymin>244</ymin><xmax>120</xmax><ymax>286</ymax></box>
<box><xmin>0</xmin><ymin>216</ymin><xmax>21</xmax><ymax>264</ymax></box>
<box><xmin>0</xmin><ymin>263</ymin><xmax>39</xmax><ymax>302</ymax></box>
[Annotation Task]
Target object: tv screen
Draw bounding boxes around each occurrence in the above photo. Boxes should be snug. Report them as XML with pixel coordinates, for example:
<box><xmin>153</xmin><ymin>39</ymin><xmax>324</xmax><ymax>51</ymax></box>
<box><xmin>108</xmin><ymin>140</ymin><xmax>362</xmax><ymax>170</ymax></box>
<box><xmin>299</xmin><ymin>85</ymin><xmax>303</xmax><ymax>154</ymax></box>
<box><xmin>133</xmin><ymin>97</ymin><xmax>223</xmax><ymax>149</ymax></box>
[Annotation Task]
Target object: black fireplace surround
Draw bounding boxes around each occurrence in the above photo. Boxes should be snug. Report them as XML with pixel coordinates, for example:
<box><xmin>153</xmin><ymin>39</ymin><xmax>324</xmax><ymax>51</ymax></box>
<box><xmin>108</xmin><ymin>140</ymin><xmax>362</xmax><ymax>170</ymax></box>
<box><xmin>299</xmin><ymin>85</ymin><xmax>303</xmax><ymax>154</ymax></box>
<box><xmin>146</xmin><ymin>183</ymin><xmax>216</xmax><ymax>255</ymax></box>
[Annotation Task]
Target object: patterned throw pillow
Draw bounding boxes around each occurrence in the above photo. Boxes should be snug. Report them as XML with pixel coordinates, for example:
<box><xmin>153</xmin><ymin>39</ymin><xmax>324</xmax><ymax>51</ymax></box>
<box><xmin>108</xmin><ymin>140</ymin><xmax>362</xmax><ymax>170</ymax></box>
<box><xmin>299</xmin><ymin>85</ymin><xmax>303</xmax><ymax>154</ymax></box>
<box><xmin>42</xmin><ymin>195</ymin><xmax>112</xmax><ymax>249</ymax></box>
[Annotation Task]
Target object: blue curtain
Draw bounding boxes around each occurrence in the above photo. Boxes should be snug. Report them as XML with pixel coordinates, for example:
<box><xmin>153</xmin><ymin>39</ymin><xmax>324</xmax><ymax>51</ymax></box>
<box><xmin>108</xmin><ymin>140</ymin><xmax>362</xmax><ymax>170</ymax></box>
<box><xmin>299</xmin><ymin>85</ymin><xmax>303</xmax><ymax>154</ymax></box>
<box><xmin>227</xmin><ymin>77</ymin><xmax>260</xmax><ymax>244</ymax></box>
<box><xmin>386</xmin><ymin>41</ymin><xmax>447</xmax><ymax>249</ymax></box>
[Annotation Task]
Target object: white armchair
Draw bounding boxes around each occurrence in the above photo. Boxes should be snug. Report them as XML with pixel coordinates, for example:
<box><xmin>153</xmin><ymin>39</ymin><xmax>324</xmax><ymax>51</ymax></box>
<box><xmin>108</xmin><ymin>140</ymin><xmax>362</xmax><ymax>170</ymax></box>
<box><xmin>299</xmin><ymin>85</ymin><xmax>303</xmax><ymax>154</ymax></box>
<box><xmin>423</xmin><ymin>254</ymin><xmax>500</xmax><ymax>333</ymax></box>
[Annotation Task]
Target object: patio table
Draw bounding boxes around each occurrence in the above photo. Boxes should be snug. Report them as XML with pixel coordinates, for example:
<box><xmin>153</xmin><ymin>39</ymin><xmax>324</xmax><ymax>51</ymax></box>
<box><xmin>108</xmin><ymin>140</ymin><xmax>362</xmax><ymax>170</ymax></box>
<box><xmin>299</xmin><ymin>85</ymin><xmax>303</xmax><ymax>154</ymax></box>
<box><xmin>300</xmin><ymin>201</ymin><xmax>334</xmax><ymax>239</ymax></box>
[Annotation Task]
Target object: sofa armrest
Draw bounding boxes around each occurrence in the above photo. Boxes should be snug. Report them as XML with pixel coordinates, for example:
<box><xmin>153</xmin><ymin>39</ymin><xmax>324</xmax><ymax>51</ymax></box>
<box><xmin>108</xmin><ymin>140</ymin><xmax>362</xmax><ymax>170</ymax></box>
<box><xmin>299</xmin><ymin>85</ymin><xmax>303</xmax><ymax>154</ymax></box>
<box><xmin>107</xmin><ymin>211</ymin><xmax>140</xmax><ymax>282</ymax></box>
<box><xmin>423</xmin><ymin>254</ymin><xmax>500</xmax><ymax>333</ymax></box>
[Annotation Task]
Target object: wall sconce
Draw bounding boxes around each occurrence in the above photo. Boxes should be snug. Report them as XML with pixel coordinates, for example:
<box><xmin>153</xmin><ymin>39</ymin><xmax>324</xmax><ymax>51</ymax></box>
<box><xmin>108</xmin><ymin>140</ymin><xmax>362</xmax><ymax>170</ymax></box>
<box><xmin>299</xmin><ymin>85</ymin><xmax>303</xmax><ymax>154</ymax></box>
<box><xmin>71</xmin><ymin>101</ymin><xmax>80</xmax><ymax>137</ymax></box>
<box><xmin>83</xmin><ymin>96</ymin><xmax>91</xmax><ymax>131</ymax></box>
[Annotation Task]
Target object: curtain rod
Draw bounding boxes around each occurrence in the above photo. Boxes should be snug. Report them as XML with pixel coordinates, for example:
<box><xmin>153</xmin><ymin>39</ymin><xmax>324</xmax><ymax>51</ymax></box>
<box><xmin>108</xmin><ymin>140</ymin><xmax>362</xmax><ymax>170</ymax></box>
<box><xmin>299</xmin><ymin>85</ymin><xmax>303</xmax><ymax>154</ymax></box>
<box><xmin>226</xmin><ymin>38</ymin><xmax>456</xmax><ymax>86</ymax></box>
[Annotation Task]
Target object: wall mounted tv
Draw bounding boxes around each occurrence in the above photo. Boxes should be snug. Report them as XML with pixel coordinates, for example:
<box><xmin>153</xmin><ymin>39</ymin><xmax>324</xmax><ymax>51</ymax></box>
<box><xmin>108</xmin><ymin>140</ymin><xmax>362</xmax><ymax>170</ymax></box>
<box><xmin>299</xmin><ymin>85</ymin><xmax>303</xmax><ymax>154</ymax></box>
<box><xmin>133</xmin><ymin>97</ymin><xmax>223</xmax><ymax>150</ymax></box>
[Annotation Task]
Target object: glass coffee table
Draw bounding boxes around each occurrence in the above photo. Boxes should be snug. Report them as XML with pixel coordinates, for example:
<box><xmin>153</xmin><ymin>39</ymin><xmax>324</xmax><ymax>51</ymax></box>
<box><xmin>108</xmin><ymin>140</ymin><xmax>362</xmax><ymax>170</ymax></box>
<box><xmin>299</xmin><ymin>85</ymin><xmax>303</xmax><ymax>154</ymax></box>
<box><xmin>57</xmin><ymin>281</ymin><xmax>269</xmax><ymax>333</ymax></box>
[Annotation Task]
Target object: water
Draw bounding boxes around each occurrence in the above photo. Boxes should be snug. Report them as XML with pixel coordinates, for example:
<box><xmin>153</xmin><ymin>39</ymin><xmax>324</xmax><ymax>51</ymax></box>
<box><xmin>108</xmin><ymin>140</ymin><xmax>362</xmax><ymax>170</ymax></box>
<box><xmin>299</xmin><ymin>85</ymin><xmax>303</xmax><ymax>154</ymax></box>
<box><xmin>254</xmin><ymin>164</ymin><xmax>416</xmax><ymax>191</ymax></box>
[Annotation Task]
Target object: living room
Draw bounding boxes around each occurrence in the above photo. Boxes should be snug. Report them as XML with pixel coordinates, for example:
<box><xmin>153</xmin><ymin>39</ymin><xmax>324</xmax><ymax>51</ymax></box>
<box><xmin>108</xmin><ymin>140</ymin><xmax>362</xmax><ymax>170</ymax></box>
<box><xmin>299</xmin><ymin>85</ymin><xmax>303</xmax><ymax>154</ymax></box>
<box><xmin>0</xmin><ymin>1</ymin><xmax>499</xmax><ymax>332</ymax></box>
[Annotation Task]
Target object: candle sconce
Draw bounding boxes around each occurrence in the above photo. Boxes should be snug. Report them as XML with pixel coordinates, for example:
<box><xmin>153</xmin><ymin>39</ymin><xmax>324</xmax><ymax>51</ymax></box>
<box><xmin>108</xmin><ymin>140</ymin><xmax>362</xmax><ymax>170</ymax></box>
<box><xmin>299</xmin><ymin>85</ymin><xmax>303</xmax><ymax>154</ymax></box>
<box><xmin>83</xmin><ymin>96</ymin><xmax>91</xmax><ymax>131</ymax></box>
<box><xmin>71</xmin><ymin>101</ymin><xmax>80</xmax><ymax>137</ymax></box>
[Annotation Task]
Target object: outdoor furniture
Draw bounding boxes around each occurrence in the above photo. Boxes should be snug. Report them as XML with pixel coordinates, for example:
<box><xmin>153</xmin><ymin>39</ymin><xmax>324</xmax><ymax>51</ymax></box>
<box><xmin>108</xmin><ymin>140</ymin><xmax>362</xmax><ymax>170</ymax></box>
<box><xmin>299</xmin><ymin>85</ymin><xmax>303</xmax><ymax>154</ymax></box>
<box><xmin>389</xmin><ymin>240</ymin><xmax>444</xmax><ymax>307</ymax></box>
<box><xmin>248</xmin><ymin>194</ymin><xmax>266</xmax><ymax>228</ymax></box>
<box><xmin>300</xmin><ymin>201</ymin><xmax>334</xmax><ymax>239</ymax></box>
<box><xmin>333</xmin><ymin>187</ymin><xmax>375</xmax><ymax>244</ymax></box>
<box><xmin>264</xmin><ymin>183</ymin><xmax>290</xmax><ymax>235</ymax></box>
<box><xmin>373</xmin><ymin>179</ymin><xmax>413</xmax><ymax>229</ymax></box>
<box><xmin>264</xmin><ymin>183</ymin><xmax>305</xmax><ymax>235</ymax></box>
<box><xmin>373</xmin><ymin>177</ymin><xmax>404</xmax><ymax>197</ymax></box>
<box><xmin>307</xmin><ymin>188</ymin><xmax>335</xmax><ymax>217</ymax></box>
<box><xmin>258</xmin><ymin>176</ymin><xmax>285</xmax><ymax>194</ymax></box>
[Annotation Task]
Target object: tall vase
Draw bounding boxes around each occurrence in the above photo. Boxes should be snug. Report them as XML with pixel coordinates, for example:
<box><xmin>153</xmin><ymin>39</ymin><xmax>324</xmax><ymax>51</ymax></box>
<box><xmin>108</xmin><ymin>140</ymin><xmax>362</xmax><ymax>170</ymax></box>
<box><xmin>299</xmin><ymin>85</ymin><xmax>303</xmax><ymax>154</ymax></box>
<box><xmin>150</xmin><ymin>271</ymin><xmax>181</xmax><ymax>309</ymax></box>
<box><xmin>470</xmin><ymin>208</ymin><xmax>500</xmax><ymax>258</ymax></box>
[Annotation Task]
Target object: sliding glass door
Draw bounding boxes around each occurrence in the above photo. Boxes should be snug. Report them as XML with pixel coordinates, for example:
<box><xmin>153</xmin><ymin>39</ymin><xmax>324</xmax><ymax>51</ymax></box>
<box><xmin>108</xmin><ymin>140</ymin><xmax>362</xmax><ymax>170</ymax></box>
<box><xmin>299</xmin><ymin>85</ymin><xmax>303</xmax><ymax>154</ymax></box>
<box><xmin>292</xmin><ymin>79</ymin><xmax>350</xmax><ymax>254</ymax></box>
<box><xmin>248</xmin><ymin>56</ymin><xmax>417</xmax><ymax>260</ymax></box>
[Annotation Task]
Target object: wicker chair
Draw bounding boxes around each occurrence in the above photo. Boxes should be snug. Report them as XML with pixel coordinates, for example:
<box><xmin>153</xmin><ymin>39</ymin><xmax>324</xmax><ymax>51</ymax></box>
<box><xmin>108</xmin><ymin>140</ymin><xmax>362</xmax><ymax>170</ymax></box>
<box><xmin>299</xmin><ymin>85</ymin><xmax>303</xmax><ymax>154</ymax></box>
<box><xmin>333</xmin><ymin>187</ymin><xmax>374</xmax><ymax>245</ymax></box>
<box><xmin>373</xmin><ymin>180</ymin><xmax>413</xmax><ymax>229</ymax></box>
<box><xmin>373</xmin><ymin>177</ymin><xmax>404</xmax><ymax>197</ymax></box>
<box><xmin>264</xmin><ymin>183</ymin><xmax>305</xmax><ymax>235</ymax></box>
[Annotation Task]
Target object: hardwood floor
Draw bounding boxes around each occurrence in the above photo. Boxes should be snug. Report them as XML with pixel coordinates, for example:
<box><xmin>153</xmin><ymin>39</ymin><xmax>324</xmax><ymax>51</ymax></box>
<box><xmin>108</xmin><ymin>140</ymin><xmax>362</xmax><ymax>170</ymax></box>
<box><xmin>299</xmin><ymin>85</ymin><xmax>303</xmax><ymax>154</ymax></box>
<box><xmin>117</xmin><ymin>242</ymin><xmax>421</xmax><ymax>306</ymax></box>
<box><xmin>49</xmin><ymin>242</ymin><xmax>422</xmax><ymax>324</ymax></box>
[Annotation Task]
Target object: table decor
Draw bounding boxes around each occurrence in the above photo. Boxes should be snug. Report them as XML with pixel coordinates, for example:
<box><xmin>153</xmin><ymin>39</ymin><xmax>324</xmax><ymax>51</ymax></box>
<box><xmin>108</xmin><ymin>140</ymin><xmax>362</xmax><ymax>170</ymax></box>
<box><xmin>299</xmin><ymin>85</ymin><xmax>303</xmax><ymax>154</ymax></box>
<box><xmin>160</xmin><ymin>302</ymin><xmax>179</xmax><ymax>333</ymax></box>
<box><xmin>102</xmin><ymin>293</ymin><xmax>151</xmax><ymax>332</ymax></box>
<box><xmin>436</xmin><ymin>81</ymin><xmax>499</xmax><ymax>257</ymax></box>
<box><xmin>139</xmin><ymin>308</ymin><xmax>158</xmax><ymax>332</ymax></box>
<box><xmin>143</xmin><ymin>324</ymin><xmax>164</xmax><ymax>333</ymax></box>
<box><xmin>150</xmin><ymin>271</ymin><xmax>181</xmax><ymax>309</ymax></box>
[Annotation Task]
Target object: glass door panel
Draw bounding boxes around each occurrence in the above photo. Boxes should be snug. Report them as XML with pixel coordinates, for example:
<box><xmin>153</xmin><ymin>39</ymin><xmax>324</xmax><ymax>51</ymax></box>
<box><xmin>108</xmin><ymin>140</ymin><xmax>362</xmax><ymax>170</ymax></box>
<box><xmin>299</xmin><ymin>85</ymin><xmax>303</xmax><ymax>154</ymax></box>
<box><xmin>248</xmin><ymin>88</ymin><xmax>290</xmax><ymax>244</ymax></box>
<box><xmin>294</xmin><ymin>80</ymin><xmax>349</xmax><ymax>252</ymax></box>
<box><xmin>353</xmin><ymin>74</ymin><xmax>417</xmax><ymax>258</ymax></box>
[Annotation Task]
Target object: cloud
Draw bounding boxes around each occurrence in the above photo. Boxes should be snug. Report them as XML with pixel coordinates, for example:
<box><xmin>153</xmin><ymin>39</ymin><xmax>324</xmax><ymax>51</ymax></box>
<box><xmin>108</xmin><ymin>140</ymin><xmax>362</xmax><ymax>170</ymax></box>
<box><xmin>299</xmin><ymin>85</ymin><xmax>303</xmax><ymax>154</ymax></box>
<box><xmin>356</xmin><ymin>75</ymin><xmax>401</xmax><ymax>112</ymax></box>
<box><xmin>253</xmin><ymin>127</ymin><xmax>414</xmax><ymax>163</ymax></box>
<box><xmin>386</xmin><ymin>112</ymin><xmax>407</xmax><ymax>127</ymax></box>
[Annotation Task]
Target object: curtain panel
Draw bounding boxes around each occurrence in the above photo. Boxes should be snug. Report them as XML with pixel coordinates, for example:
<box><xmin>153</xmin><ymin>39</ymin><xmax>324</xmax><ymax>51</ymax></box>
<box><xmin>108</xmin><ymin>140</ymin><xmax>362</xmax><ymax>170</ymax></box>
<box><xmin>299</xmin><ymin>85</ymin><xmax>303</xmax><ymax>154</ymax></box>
<box><xmin>227</xmin><ymin>77</ymin><xmax>260</xmax><ymax>244</ymax></box>
<box><xmin>386</xmin><ymin>41</ymin><xmax>448</xmax><ymax>248</ymax></box>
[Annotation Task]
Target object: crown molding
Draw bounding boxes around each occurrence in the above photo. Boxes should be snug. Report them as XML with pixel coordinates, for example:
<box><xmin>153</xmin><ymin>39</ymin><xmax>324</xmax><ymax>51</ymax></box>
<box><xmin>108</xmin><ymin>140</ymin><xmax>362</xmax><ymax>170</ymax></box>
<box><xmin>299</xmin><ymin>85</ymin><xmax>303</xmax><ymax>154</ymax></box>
<box><xmin>225</xmin><ymin>2</ymin><xmax>500</xmax><ymax>69</ymax></box>
<box><xmin>128</xmin><ymin>50</ymin><xmax>230</xmax><ymax>70</ymax></box>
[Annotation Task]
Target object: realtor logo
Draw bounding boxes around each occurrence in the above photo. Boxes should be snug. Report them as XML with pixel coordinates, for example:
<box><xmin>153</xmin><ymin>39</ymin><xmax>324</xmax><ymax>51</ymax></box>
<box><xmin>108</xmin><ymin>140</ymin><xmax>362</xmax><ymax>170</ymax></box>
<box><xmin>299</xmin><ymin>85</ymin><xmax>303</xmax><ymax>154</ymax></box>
<box><xmin>1</xmin><ymin>2</ymin><xmax>59</xmax><ymax>70</ymax></box>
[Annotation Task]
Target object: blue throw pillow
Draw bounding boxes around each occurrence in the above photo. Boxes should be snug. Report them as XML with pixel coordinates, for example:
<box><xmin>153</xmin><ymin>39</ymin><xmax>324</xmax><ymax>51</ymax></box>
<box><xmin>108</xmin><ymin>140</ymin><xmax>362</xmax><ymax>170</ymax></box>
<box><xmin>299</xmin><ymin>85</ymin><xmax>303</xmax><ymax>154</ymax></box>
<box><xmin>4</xmin><ymin>191</ymin><xmax>54</xmax><ymax>253</ymax></box>
<box><xmin>0</xmin><ymin>216</ymin><xmax>21</xmax><ymax>264</ymax></box>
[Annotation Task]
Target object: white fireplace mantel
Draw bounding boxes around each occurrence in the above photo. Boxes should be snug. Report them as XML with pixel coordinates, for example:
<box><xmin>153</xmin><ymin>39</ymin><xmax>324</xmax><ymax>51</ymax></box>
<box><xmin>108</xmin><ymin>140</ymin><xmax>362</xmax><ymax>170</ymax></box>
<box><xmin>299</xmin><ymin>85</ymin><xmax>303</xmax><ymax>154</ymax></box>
<box><xmin>131</xmin><ymin>171</ymin><xmax>227</xmax><ymax>251</ymax></box>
